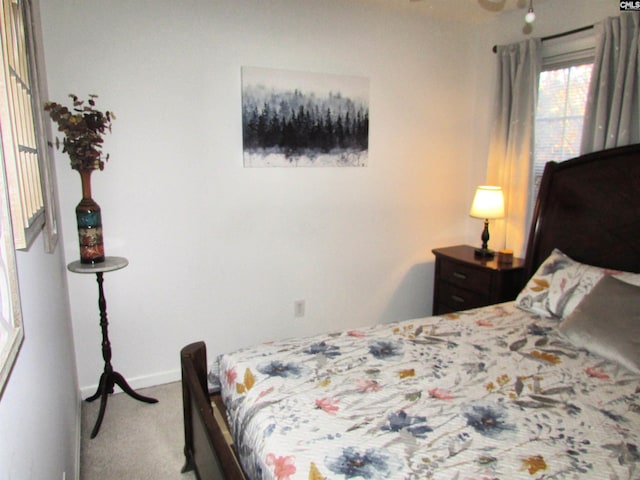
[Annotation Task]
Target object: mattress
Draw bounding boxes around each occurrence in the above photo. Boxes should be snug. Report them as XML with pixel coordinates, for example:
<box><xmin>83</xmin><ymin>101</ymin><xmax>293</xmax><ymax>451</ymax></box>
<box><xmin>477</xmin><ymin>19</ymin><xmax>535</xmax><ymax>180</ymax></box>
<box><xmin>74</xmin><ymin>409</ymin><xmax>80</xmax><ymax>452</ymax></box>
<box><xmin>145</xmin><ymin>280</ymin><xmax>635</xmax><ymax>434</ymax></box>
<box><xmin>216</xmin><ymin>302</ymin><xmax>640</xmax><ymax>479</ymax></box>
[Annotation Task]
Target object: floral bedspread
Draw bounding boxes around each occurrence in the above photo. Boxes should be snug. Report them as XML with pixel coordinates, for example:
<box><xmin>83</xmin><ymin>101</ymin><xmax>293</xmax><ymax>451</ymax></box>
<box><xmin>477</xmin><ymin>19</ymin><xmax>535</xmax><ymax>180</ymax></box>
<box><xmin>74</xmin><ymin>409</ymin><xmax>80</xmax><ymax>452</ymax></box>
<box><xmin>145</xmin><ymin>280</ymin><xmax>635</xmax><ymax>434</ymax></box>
<box><xmin>217</xmin><ymin>303</ymin><xmax>640</xmax><ymax>480</ymax></box>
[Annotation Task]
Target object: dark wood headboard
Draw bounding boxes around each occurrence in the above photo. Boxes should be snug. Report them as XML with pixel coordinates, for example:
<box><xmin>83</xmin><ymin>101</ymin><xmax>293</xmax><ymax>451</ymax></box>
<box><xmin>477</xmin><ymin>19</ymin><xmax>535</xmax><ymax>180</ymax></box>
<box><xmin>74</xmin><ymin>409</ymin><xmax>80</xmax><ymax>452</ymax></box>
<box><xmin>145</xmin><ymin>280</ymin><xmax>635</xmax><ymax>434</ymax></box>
<box><xmin>524</xmin><ymin>143</ymin><xmax>640</xmax><ymax>279</ymax></box>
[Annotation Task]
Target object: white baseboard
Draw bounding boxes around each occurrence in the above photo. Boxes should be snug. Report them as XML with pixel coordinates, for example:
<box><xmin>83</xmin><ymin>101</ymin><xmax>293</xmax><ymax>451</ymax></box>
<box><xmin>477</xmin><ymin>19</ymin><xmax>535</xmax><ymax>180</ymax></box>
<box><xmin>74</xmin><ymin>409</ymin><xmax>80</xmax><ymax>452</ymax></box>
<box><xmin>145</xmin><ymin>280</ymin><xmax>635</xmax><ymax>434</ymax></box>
<box><xmin>79</xmin><ymin>368</ymin><xmax>181</xmax><ymax>399</ymax></box>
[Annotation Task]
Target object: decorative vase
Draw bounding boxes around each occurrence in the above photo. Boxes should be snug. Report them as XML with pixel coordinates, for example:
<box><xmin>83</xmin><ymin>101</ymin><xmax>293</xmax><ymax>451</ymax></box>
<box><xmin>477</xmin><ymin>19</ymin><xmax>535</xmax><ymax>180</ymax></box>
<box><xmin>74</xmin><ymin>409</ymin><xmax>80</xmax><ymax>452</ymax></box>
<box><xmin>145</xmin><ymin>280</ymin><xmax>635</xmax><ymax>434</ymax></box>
<box><xmin>76</xmin><ymin>169</ymin><xmax>105</xmax><ymax>264</ymax></box>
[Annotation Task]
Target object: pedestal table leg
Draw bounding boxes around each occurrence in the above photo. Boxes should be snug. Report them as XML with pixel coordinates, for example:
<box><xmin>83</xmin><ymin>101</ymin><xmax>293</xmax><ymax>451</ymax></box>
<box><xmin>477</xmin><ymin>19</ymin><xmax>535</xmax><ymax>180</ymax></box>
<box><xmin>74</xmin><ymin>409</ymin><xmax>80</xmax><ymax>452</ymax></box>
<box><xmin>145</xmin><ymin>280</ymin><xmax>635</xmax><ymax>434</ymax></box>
<box><xmin>86</xmin><ymin>272</ymin><xmax>158</xmax><ymax>438</ymax></box>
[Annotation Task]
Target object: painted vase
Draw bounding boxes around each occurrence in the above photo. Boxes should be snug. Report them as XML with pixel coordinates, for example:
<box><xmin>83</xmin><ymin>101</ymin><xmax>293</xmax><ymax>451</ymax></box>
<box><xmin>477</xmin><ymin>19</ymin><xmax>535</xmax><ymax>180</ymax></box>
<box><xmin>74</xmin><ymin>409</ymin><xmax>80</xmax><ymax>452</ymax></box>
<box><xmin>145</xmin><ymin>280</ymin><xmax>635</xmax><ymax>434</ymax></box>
<box><xmin>76</xmin><ymin>169</ymin><xmax>105</xmax><ymax>264</ymax></box>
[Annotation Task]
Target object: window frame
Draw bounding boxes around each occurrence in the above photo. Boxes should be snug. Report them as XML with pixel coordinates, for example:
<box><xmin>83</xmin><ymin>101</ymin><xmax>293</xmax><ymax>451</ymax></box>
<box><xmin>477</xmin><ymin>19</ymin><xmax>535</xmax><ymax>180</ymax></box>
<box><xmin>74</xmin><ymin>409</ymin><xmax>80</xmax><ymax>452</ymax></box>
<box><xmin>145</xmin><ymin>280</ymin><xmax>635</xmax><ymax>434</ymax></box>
<box><xmin>529</xmin><ymin>32</ymin><xmax>596</xmax><ymax>220</ymax></box>
<box><xmin>0</xmin><ymin>0</ymin><xmax>58</xmax><ymax>252</ymax></box>
<box><xmin>0</xmin><ymin>133</ymin><xmax>23</xmax><ymax>396</ymax></box>
<box><xmin>0</xmin><ymin>0</ymin><xmax>58</xmax><ymax>394</ymax></box>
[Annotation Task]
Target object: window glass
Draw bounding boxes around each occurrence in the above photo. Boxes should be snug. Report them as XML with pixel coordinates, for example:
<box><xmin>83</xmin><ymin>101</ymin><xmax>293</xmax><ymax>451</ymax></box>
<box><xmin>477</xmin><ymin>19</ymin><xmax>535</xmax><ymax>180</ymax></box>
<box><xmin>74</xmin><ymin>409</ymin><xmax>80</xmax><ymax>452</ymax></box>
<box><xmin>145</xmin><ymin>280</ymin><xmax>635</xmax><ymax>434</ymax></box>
<box><xmin>532</xmin><ymin>63</ymin><xmax>593</xmax><ymax>202</ymax></box>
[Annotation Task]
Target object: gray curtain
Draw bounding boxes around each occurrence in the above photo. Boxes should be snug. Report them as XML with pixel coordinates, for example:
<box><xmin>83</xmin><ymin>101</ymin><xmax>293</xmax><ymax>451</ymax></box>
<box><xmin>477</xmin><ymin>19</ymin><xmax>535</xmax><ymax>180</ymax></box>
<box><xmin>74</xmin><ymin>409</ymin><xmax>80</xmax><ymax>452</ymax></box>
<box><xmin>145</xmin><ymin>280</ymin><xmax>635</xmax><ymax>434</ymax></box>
<box><xmin>581</xmin><ymin>13</ymin><xmax>640</xmax><ymax>153</ymax></box>
<box><xmin>486</xmin><ymin>39</ymin><xmax>542</xmax><ymax>256</ymax></box>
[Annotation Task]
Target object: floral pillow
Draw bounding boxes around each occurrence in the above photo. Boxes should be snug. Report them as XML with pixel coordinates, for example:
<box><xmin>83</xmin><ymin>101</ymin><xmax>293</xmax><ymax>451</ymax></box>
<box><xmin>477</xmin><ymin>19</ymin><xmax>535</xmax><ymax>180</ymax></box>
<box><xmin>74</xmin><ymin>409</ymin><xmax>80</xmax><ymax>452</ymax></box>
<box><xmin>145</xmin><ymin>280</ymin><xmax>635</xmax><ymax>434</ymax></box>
<box><xmin>516</xmin><ymin>248</ymin><xmax>640</xmax><ymax>319</ymax></box>
<box><xmin>515</xmin><ymin>249</ymin><xmax>570</xmax><ymax>317</ymax></box>
<box><xmin>545</xmin><ymin>254</ymin><xmax>640</xmax><ymax>319</ymax></box>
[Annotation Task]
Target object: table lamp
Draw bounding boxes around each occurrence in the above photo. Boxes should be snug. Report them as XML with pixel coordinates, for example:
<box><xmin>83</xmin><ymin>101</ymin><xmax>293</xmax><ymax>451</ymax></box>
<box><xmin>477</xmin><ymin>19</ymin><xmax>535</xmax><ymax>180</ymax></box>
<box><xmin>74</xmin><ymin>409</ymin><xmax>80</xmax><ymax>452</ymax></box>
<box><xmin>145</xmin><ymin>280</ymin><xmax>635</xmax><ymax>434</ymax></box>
<box><xmin>469</xmin><ymin>185</ymin><xmax>504</xmax><ymax>258</ymax></box>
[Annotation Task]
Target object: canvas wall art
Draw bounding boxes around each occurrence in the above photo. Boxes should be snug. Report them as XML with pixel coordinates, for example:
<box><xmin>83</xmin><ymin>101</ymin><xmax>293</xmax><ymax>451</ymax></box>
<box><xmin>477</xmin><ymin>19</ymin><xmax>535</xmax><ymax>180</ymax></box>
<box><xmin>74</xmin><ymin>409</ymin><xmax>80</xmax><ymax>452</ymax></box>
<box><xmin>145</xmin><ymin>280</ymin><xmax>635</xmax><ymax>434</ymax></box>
<box><xmin>242</xmin><ymin>66</ymin><xmax>369</xmax><ymax>167</ymax></box>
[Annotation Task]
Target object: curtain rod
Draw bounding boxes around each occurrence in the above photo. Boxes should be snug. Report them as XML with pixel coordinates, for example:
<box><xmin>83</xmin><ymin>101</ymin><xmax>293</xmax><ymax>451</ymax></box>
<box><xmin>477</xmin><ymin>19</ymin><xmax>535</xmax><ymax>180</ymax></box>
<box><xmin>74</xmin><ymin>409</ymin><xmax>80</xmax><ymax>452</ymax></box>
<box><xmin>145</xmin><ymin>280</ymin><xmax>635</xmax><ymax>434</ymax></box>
<box><xmin>491</xmin><ymin>24</ymin><xmax>594</xmax><ymax>53</ymax></box>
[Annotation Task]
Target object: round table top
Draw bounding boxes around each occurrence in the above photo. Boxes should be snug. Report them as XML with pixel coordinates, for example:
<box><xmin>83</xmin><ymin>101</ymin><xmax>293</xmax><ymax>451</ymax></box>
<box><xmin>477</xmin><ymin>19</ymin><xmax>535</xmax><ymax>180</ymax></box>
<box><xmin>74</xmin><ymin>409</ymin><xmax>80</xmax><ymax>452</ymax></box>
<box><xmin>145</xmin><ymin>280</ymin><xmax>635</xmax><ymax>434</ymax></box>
<box><xmin>67</xmin><ymin>256</ymin><xmax>128</xmax><ymax>274</ymax></box>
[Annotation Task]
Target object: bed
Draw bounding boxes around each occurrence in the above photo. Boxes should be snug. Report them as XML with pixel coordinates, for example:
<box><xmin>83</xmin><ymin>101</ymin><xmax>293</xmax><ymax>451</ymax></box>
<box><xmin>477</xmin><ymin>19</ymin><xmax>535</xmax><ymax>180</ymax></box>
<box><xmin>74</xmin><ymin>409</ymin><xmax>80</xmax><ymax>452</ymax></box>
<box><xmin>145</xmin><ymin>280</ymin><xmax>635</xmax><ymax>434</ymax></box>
<box><xmin>181</xmin><ymin>143</ymin><xmax>640</xmax><ymax>480</ymax></box>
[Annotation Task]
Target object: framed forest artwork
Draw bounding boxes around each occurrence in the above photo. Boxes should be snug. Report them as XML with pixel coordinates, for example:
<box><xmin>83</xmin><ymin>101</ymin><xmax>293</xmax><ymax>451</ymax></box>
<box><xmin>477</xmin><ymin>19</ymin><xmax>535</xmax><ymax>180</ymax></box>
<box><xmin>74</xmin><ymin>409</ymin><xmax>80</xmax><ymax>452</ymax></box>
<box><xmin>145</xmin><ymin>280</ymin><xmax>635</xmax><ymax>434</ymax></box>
<box><xmin>241</xmin><ymin>66</ymin><xmax>369</xmax><ymax>167</ymax></box>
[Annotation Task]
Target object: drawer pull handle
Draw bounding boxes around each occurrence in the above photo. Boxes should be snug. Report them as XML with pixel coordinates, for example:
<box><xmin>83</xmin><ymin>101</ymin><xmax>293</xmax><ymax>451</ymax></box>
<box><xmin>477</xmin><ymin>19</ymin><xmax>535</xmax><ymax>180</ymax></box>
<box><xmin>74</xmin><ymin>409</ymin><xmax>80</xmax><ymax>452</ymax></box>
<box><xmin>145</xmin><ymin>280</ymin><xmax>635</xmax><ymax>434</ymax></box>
<box><xmin>451</xmin><ymin>295</ymin><xmax>465</xmax><ymax>303</ymax></box>
<box><xmin>453</xmin><ymin>272</ymin><xmax>467</xmax><ymax>280</ymax></box>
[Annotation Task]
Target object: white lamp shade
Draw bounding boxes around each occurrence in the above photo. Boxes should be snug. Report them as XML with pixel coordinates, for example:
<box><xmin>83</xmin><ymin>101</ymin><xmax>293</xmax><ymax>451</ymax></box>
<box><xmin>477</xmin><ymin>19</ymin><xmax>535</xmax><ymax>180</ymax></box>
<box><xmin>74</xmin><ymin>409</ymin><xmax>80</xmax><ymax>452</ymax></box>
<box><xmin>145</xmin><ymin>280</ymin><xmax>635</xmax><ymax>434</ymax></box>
<box><xmin>469</xmin><ymin>186</ymin><xmax>505</xmax><ymax>219</ymax></box>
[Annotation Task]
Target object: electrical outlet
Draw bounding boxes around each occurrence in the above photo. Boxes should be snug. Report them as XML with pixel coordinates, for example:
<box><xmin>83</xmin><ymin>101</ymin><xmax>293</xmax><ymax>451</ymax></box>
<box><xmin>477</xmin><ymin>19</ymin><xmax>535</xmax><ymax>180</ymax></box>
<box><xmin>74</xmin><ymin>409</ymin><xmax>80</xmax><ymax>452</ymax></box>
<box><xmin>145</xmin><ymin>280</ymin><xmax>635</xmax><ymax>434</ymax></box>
<box><xmin>294</xmin><ymin>300</ymin><xmax>305</xmax><ymax>318</ymax></box>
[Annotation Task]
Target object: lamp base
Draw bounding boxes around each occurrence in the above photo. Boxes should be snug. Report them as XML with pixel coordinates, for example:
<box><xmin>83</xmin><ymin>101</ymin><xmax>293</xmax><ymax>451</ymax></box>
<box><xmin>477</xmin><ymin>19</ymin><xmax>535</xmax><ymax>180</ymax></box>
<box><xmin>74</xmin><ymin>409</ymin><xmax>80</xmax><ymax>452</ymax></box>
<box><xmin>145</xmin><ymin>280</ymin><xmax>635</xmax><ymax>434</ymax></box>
<box><xmin>474</xmin><ymin>247</ymin><xmax>495</xmax><ymax>258</ymax></box>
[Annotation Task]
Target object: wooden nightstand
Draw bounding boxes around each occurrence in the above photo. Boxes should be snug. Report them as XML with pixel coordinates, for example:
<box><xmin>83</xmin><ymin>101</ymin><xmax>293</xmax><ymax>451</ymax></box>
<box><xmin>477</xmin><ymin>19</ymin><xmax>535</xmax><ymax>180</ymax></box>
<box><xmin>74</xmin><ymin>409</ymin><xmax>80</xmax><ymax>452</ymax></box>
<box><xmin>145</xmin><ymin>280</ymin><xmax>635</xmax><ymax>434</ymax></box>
<box><xmin>432</xmin><ymin>245</ymin><xmax>525</xmax><ymax>315</ymax></box>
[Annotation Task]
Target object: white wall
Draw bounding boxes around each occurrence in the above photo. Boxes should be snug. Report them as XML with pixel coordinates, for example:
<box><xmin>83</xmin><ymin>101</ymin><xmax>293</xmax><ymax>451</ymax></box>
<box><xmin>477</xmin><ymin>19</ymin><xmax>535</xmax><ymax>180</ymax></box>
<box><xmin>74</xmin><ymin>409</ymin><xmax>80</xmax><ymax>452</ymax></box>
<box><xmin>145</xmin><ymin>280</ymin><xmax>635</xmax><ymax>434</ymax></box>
<box><xmin>37</xmin><ymin>0</ymin><xmax>621</xmax><ymax>397</ymax></box>
<box><xmin>39</xmin><ymin>0</ymin><xmax>482</xmax><ymax>394</ymax></box>
<box><xmin>0</xmin><ymin>232</ymin><xmax>79</xmax><ymax>480</ymax></box>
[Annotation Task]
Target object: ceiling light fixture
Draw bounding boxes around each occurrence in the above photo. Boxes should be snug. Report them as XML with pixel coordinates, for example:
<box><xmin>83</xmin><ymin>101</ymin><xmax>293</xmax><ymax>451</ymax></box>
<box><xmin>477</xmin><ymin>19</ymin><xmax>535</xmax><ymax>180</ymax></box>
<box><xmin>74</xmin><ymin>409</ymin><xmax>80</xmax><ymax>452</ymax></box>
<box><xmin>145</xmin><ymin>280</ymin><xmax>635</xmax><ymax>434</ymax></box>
<box><xmin>524</xmin><ymin>0</ymin><xmax>536</xmax><ymax>24</ymax></box>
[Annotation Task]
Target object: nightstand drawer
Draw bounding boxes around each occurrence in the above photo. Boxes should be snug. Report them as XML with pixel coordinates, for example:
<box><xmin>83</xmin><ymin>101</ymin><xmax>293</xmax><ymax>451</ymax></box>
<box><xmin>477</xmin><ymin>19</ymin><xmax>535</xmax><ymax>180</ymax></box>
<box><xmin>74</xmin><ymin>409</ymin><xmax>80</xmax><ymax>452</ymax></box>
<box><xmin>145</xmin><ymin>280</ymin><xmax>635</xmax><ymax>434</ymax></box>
<box><xmin>439</xmin><ymin>259</ymin><xmax>492</xmax><ymax>293</ymax></box>
<box><xmin>437</xmin><ymin>281</ymin><xmax>489</xmax><ymax>312</ymax></box>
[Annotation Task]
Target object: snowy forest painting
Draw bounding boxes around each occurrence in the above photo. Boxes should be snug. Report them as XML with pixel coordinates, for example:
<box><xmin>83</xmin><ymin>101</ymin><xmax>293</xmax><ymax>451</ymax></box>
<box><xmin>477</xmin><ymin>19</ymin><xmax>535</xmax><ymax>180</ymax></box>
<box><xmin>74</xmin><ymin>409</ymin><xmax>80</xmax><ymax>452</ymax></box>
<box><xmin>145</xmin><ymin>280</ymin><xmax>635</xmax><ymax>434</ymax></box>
<box><xmin>242</xmin><ymin>67</ymin><xmax>369</xmax><ymax>167</ymax></box>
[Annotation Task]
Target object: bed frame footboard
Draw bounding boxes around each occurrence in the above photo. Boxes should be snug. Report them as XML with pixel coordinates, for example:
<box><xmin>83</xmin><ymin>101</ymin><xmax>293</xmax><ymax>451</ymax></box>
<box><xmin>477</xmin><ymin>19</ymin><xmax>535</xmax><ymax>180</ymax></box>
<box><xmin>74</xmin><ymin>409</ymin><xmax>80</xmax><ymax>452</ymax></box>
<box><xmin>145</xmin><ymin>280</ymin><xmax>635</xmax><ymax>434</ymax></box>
<box><xmin>181</xmin><ymin>341</ymin><xmax>246</xmax><ymax>480</ymax></box>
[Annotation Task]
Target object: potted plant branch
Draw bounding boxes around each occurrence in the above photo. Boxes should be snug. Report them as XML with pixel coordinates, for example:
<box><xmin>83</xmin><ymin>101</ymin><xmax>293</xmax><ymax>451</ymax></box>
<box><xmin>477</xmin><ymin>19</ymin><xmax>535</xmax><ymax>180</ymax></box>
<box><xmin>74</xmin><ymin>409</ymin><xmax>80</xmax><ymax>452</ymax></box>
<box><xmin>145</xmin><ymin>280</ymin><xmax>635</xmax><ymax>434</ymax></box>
<box><xmin>44</xmin><ymin>93</ymin><xmax>114</xmax><ymax>170</ymax></box>
<box><xmin>44</xmin><ymin>94</ymin><xmax>115</xmax><ymax>263</ymax></box>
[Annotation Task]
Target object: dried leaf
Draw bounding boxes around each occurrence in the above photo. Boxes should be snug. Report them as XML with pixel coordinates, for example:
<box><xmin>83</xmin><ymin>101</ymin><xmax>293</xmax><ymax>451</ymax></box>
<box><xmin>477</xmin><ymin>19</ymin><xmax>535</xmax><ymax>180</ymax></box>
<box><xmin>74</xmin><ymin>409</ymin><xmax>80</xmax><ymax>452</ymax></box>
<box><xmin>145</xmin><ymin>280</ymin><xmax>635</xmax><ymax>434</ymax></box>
<box><xmin>244</xmin><ymin>368</ymin><xmax>255</xmax><ymax>390</ymax></box>
<box><xmin>317</xmin><ymin>378</ymin><xmax>331</xmax><ymax>388</ymax></box>
<box><xmin>529</xmin><ymin>394</ymin><xmax>561</xmax><ymax>404</ymax></box>
<box><xmin>530</xmin><ymin>350</ymin><xmax>562</xmax><ymax>364</ymax></box>
<box><xmin>542</xmin><ymin>386</ymin><xmax>574</xmax><ymax>396</ymax></box>
<box><xmin>600</xmin><ymin>409</ymin><xmax>626</xmax><ymax>422</ymax></box>
<box><xmin>522</xmin><ymin>455</ymin><xmax>547</xmax><ymax>474</ymax></box>
<box><xmin>405</xmin><ymin>391</ymin><xmax>422</xmax><ymax>402</ymax></box>
<box><xmin>398</xmin><ymin>368</ymin><xmax>415</xmax><ymax>379</ymax></box>
<box><xmin>530</xmin><ymin>279</ymin><xmax>550</xmax><ymax>292</ymax></box>
<box><xmin>509</xmin><ymin>338</ymin><xmax>527</xmax><ymax>351</ymax></box>
<box><xmin>309</xmin><ymin>462</ymin><xmax>324</xmax><ymax>480</ymax></box>
<box><xmin>514</xmin><ymin>377</ymin><xmax>524</xmax><ymax>397</ymax></box>
<box><xmin>514</xmin><ymin>400</ymin><xmax>545</xmax><ymax>409</ymax></box>
<box><xmin>535</xmin><ymin>336</ymin><xmax>548</xmax><ymax>347</ymax></box>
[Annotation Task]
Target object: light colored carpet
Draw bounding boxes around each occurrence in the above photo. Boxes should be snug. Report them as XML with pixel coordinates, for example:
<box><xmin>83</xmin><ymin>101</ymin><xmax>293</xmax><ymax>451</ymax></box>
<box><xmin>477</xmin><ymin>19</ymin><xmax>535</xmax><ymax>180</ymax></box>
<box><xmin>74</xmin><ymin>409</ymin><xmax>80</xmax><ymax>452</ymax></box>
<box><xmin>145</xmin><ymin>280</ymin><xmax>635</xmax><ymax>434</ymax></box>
<box><xmin>80</xmin><ymin>381</ymin><xmax>197</xmax><ymax>480</ymax></box>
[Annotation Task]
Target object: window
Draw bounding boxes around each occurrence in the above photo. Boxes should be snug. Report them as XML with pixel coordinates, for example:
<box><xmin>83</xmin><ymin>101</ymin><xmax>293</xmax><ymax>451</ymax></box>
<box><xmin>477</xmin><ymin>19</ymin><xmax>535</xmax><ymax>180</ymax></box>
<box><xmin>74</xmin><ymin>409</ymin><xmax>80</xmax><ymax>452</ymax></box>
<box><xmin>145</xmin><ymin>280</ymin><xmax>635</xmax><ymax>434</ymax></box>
<box><xmin>0</xmin><ymin>0</ymin><xmax>57</xmax><ymax>392</ymax></box>
<box><xmin>532</xmin><ymin>63</ymin><xmax>593</xmax><ymax>196</ymax></box>
<box><xmin>530</xmin><ymin>32</ymin><xmax>596</xmax><ymax>211</ymax></box>
<box><xmin>0</xmin><ymin>0</ymin><xmax>57</xmax><ymax>251</ymax></box>
<box><xmin>0</xmin><ymin>144</ymin><xmax>23</xmax><ymax>395</ymax></box>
